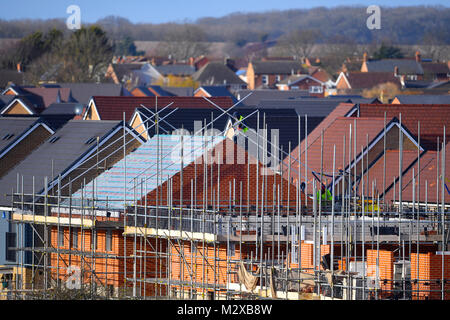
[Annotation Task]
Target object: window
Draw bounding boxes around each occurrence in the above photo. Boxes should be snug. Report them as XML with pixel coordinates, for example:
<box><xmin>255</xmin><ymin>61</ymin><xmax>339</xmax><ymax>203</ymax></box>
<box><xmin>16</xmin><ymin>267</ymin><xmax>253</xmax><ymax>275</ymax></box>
<box><xmin>262</xmin><ymin>75</ymin><xmax>268</xmax><ymax>85</ymax></box>
<box><xmin>72</xmin><ymin>228</ymin><xmax>78</xmax><ymax>249</ymax></box>
<box><xmin>276</xmin><ymin>75</ymin><xmax>281</xmax><ymax>82</ymax></box>
<box><xmin>407</xmin><ymin>75</ymin><xmax>417</xmax><ymax>81</ymax></box>
<box><xmin>227</xmin><ymin>242</ymin><xmax>235</xmax><ymax>257</ymax></box>
<box><xmin>309</xmin><ymin>86</ymin><xmax>323</xmax><ymax>93</ymax></box>
<box><xmin>58</xmin><ymin>228</ymin><xmax>65</xmax><ymax>247</ymax></box>
<box><xmin>5</xmin><ymin>232</ymin><xmax>16</xmax><ymax>262</ymax></box>
<box><xmin>106</xmin><ymin>230</ymin><xmax>112</xmax><ymax>252</ymax></box>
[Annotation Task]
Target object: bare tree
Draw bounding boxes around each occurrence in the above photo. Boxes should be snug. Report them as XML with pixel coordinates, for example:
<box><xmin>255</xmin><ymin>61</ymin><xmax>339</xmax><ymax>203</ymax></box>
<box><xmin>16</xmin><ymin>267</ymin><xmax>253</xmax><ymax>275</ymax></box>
<box><xmin>156</xmin><ymin>24</ymin><xmax>209</xmax><ymax>61</ymax></box>
<box><xmin>277</xmin><ymin>29</ymin><xmax>321</xmax><ymax>61</ymax></box>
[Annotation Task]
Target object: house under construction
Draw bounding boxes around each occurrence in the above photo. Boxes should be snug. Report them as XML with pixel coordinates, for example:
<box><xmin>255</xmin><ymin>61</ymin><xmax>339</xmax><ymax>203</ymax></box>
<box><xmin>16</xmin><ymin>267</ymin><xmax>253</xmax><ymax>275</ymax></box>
<box><xmin>1</xmin><ymin>98</ymin><xmax>449</xmax><ymax>300</ymax></box>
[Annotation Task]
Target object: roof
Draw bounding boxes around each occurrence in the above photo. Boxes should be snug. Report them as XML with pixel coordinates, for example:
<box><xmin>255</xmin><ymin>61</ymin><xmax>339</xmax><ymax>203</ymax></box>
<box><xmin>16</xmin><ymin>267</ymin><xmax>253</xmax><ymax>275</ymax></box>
<box><xmin>0</xmin><ymin>95</ymin><xmax>15</xmax><ymax>108</ymax></box>
<box><xmin>365</xmin><ymin>59</ymin><xmax>424</xmax><ymax>75</ymax></box>
<box><xmin>366</xmin><ymin>150</ymin><xmax>422</xmax><ymax>202</ymax></box>
<box><xmin>383</xmin><ymin>142</ymin><xmax>450</xmax><ymax>204</ymax></box>
<box><xmin>0</xmin><ymin>70</ymin><xmax>25</xmax><ymax>89</ymax></box>
<box><xmin>136</xmin><ymin>107</ymin><xmax>232</xmax><ymax>136</ymax></box>
<box><xmin>340</xmin><ymin>72</ymin><xmax>402</xmax><ymax>89</ymax></box>
<box><xmin>192</xmin><ymin>62</ymin><xmax>246</xmax><ymax>86</ymax></box>
<box><xmin>0</xmin><ymin>120</ymin><xmax>127</xmax><ymax>207</ymax></box>
<box><xmin>155</xmin><ymin>64</ymin><xmax>196</xmax><ymax>76</ymax></box>
<box><xmin>141</xmin><ymin>138</ymin><xmax>304</xmax><ymax>208</ymax></box>
<box><xmin>421</xmin><ymin>62</ymin><xmax>449</xmax><ymax>76</ymax></box>
<box><xmin>0</xmin><ymin>117</ymin><xmax>41</xmax><ymax>155</ymax></box>
<box><xmin>20</xmin><ymin>87</ymin><xmax>73</xmax><ymax>108</ymax></box>
<box><xmin>277</xmin><ymin>75</ymin><xmax>322</xmax><ymax>86</ymax></box>
<box><xmin>162</xmin><ymin>86</ymin><xmax>194</xmax><ymax>96</ymax></box>
<box><xmin>111</xmin><ymin>63</ymin><xmax>143</xmax><ymax>82</ymax></box>
<box><xmin>43</xmin><ymin>83</ymin><xmax>128</xmax><ymax>105</ymax></box>
<box><xmin>195</xmin><ymin>86</ymin><xmax>237</xmax><ymax>100</ymax></box>
<box><xmin>40</xmin><ymin>103</ymin><xmax>85</xmax><ymax>116</ymax></box>
<box><xmin>250</xmin><ymin>61</ymin><xmax>305</xmax><ymax>75</ymax></box>
<box><xmin>235</xmin><ymin>89</ymin><xmax>310</xmax><ymax>107</ymax></box>
<box><xmin>286</xmin><ymin>117</ymin><xmax>394</xmax><ymax>185</ymax></box>
<box><xmin>357</xmin><ymin>104</ymin><xmax>450</xmax><ymax>150</ymax></box>
<box><xmin>254</xmin><ymin>98</ymin><xmax>350</xmax><ymax>117</ymax></box>
<box><xmin>64</xmin><ymin>134</ymin><xmax>224</xmax><ymax>209</ymax></box>
<box><xmin>88</xmin><ymin>96</ymin><xmax>235</xmax><ymax>121</ymax></box>
<box><xmin>394</xmin><ymin>95</ymin><xmax>450</xmax><ymax>104</ymax></box>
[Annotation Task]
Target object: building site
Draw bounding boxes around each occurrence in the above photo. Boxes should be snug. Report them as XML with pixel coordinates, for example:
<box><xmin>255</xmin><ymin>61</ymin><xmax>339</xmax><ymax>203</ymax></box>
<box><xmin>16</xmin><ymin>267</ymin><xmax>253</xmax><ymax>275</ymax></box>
<box><xmin>0</xmin><ymin>90</ymin><xmax>448</xmax><ymax>301</ymax></box>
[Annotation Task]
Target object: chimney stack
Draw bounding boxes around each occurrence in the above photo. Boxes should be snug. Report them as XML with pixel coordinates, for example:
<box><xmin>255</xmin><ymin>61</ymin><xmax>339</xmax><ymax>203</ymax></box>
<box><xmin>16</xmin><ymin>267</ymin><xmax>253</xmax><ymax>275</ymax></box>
<box><xmin>415</xmin><ymin>51</ymin><xmax>421</xmax><ymax>62</ymax></box>
<box><xmin>17</xmin><ymin>63</ymin><xmax>21</xmax><ymax>73</ymax></box>
<box><xmin>363</xmin><ymin>52</ymin><xmax>368</xmax><ymax>63</ymax></box>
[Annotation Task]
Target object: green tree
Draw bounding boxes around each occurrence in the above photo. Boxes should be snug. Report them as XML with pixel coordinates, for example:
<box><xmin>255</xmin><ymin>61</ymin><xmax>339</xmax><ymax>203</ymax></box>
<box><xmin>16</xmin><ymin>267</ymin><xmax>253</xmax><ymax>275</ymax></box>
<box><xmin>63</xmin><ymin>26</ymin><xmax>113</xmax><ymax>82</ymax></box>
<box><xmin>372</xmin><ymin>43</ymin><xmax>404</xmax><ymax>59</ymax></box>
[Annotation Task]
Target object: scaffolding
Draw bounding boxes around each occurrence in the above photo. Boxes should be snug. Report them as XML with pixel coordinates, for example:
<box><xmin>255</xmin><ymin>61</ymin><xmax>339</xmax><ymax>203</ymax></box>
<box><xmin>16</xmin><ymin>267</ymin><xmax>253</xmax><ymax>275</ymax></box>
<box><xmin>2</xmin><ymin>97</ymin><xmax>450</xmax><ymax>300</ymax></box>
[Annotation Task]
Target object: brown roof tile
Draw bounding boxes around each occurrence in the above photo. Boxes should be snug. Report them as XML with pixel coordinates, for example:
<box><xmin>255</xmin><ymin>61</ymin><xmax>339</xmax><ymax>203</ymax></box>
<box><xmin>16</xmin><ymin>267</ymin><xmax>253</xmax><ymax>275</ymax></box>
<box><xmin>89</xmin><ymin>96</ymin><xmax>235</xmax><ymax>121</ymax></box>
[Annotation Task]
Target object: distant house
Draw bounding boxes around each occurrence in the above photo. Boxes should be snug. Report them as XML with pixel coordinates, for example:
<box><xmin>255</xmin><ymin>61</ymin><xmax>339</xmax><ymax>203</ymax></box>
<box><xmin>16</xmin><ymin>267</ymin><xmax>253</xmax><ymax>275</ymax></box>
<box><xmin>276</xmin><ymin>75</ymin><xmax>325</xmax><ymax>97</ymax></box>
<box><xmin>194</xmin><ymin>86</ymin><xmax>237</xmax><ymax>102</ymax></box>
<box><xmin>192</xmin><ymin>62</ymin><xmax>247</xmax><ymax>90</ymax></box>
<box><xmin>1</xmin><ymin>86</ymin><xmax>76</xmax><ymax>115</ymax></box>
<box><xmin>361</xmin><ymin>52</ymin><xmax>424</xmax><ymax>81</ymax></box>
<box><xmin>246</xmin><ymin>60</ymin><xmax>306</xmax><ymax>90</ymax></box>
<box><xmin>41</xmin><ymin>83</ymin><xmax>131</xmax><ymax>105</ymax></box>
<box><xmin>105</xmin><ymin>63</ymin><xmax>162</xmax><ymax>87</ymax></box>
<box><xmin>335</xmin><ymin>72</ymin><xmax>402</xmax><ymax>94</ymax></box>
<box><xmin>0</xmin><ymin>70</ymin><xmax>25</xmax><ymax>90</ymax></box>
<box><xmin>421</xmin><ymin>61</ymin><xmax>450</xmax><ymax>81</ymax></box>
<box><xmin>154</xmin><ymin>64</ymin><xmax>196</xmax><ymax>78</ymax></box>
<box><xmin>391</xmin><ymin>94</ymin><xmax>450</xmax><ymax>105</ymax></box>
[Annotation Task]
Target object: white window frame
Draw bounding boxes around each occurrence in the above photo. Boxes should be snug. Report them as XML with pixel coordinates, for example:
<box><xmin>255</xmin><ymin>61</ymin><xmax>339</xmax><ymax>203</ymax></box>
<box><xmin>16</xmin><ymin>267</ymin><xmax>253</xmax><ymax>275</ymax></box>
<box><xmin>262</xmin><ymin>75</ymin><xmax>269</xmax><ymax>85</ymax></box>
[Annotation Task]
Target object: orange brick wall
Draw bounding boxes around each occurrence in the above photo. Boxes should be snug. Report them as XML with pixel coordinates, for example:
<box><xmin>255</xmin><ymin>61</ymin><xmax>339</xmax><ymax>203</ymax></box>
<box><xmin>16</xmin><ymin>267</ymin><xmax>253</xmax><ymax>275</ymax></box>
<box><xmin>49</xmin><ymin>226</ymin><xmax>167</xmax><ymax>297</ymax></box>
<box><xmin>366</xmin><ymin>249</ymin><xmax>394</xmax><ymax>296</ymax></box>
<box><xmin>411</xmin><ymin>252</ymin><xmax>450</xmax><ymax>300</ymax></box>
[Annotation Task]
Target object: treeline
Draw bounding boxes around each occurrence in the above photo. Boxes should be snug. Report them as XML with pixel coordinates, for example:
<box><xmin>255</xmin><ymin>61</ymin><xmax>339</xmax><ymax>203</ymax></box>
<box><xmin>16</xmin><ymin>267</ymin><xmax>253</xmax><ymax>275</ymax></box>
<box><xmin>0</xmin><ymin>6</ymin><xmax>448</xmax><ymax>45</ymax></box>
<box><xmin>0</xmin><ymin>27</ymin><xmax>113</xmax><ymax>84</ymax></box>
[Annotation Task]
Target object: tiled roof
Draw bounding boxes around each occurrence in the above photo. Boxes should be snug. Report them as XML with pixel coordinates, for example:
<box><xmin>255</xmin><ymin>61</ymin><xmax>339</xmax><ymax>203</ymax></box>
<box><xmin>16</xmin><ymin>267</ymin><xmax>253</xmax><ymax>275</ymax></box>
<box><xmin>286</xmin><ymin>117</ymin><xmax>390</xmax><ymax>186</ymax></box>
<box><xmin>195</xmin><ymin>86</ymin><xmax>237</xmax><ymax>101</ymax></box>
<box><xmin>363</xmin><ymin>150</ymin><xmax>421</xmax><ymax>202</ymax></box>
<box><xmin>0</xmin><ymin>117</ymin><xmax>40</xmax><ymax>155</ymax></box>
<box><xmin>421</xmin><ymin>62</ymin><xmax>449</xmax><ymax>76</ymax></box>
<box><xmin>383</xmin><ymin>143</ymin><xmax>450</xmax><ymax>204</ymax></box>
<box><xmin>357</xmin><ymin>104</ymin><xmax>450</xmax><ymax>150</ymax></box>
<box><xmin>142</xmin><ymin>138</ymin><xmax>304</xmax><ymax>208</ymax></box>
<box><xmin>192</xmin><ymin>62</ymin><xmax>246</xmax><ymax>86</ymax></box>
<box><xmin>43</xmin><ymin>83</ymin><xmax>128</xmax><ymax>105</ymax></box>
<box><xmin>234</xmin><ymin>90</ymin><xmax>310</xmax><ymax>107</ymax></box>
<box><xmin>277</xmin><ymin>75</ymin><xmax>320</xmax><ymax>85</ymax></box>
<box><xmin>161</xmin><ymin>86</ymin><xmax>194</xmax><ymax>97</ymax></box>
<box><xmin>251</xmin><ymin>61</ymin><xmax>306</xmax><ymax>75</ymax></box>
<box><xmin>365</xmin><ymin>59</ymin><xmax>423</xmax><ymax>75</ymax></box>
<box><xmin>89</xmin><ymin>96</ymin><xmax>235</xmax><ymax>121</ymax></box>
<box><xmin>343</xmin><ymin>72</ymin><xmax>402</xmax><ymax>89</ymax></box>
<box><xmin>155</xmin><ymin>64</ymin><xmax>196</xmax><ymax>76</ymax></box>
<box><xmin>0</xmin><ymin>120</ymin><xmax>129</xmax><ymax>207</ymax></box>
<box><xmin>0</xmin><ymin>70</ymin><xmax>25</xmax><ymax>89</ymax></box>
<box><xmin>394</xmin><ymin>95</ymin><xmax>450</xmax><ymax>104</ymax></box>
<box><xmin>20</xmin><ymin>87</ymin><xmax>73</xmax><ymax>108</ymax></box>
<box><xmin>64</xmin><ymin>134</ymin><xmax>224</xmax><ymax>209</ymax></box>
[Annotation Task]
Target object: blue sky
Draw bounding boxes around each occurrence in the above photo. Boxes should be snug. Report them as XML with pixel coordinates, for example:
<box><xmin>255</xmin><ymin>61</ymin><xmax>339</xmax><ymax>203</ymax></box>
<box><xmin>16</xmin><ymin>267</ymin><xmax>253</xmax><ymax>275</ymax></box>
<box><xmin>1</xmin><ymin>0</ymin><xmax>447</xmax><ymax>23</ymax></box>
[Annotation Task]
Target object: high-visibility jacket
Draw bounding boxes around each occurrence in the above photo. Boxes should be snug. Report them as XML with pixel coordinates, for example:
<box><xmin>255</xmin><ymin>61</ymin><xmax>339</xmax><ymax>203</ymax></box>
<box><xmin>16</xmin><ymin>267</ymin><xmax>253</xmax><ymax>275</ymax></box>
<box><xmin>317</xmin><ymin>189</ymin><xmax>332</xmax><ymax>202</ymax></box>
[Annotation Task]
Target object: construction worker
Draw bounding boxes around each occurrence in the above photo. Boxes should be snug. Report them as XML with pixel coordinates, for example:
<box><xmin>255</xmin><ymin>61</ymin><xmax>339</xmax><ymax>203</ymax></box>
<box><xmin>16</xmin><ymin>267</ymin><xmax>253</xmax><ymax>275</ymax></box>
<box><xmin>317</xmin><ymin>184</ymin><xmax>333</xmax><ymax>204</ymax></box>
